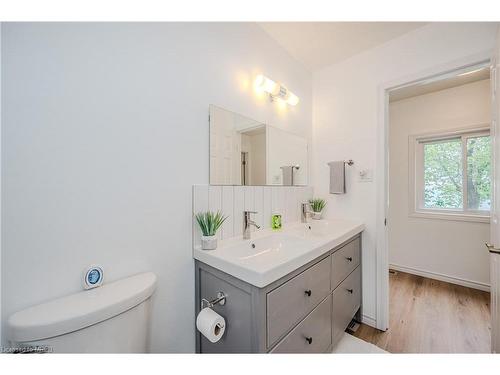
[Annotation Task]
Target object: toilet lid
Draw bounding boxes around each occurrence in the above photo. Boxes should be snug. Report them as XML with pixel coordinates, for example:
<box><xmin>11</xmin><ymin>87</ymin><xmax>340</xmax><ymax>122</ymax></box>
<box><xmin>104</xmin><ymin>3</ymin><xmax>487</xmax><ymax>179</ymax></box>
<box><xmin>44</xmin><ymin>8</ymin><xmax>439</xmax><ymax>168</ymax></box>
<box><xmin>7</xmin><ymin>272</ymin><xmax>157</xmax><ymax>342</ymax></box>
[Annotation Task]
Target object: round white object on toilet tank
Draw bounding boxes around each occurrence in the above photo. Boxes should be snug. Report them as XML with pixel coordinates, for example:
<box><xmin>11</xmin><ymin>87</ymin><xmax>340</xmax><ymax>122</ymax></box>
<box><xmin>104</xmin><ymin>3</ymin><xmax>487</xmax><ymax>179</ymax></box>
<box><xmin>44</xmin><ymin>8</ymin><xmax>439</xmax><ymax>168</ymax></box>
<box><xmin>7</xmin><ymin>272</ymin><xmax>157</xmax><ymax>343</ymax></box>
<box><xmin>83</xmin><ymin>265</ymin><xmax>104</xmax><ymax>289</ymax></box>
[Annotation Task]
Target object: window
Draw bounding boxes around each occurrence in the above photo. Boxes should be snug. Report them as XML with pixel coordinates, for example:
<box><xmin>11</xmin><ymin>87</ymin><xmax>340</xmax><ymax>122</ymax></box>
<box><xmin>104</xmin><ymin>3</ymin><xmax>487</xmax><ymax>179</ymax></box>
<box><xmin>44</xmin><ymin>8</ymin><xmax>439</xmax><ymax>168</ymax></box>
<box><xmin>410</xmin><ymin>127</ymin><xmax>491</xmax><ymax>222</ymax></box>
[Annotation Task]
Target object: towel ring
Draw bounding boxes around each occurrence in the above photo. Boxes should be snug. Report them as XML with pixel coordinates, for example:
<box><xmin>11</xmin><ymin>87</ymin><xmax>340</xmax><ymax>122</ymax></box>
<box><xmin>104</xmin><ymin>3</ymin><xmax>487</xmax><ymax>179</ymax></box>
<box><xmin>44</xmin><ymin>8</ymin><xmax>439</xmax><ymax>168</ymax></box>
<box><xmin>344</xmin><ymin>160</ymin><xmax>354</xmax><ymax>166</ymax></box>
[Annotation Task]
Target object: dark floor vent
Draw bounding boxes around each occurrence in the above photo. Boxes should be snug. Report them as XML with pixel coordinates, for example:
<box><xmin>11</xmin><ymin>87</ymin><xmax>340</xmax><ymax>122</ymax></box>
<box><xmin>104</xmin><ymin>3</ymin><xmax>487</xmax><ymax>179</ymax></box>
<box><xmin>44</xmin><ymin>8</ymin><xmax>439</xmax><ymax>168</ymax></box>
<box><xmin>346</xmin><ymin>319</ymin><xmax>360</xmax><ymax>333</ymax></box>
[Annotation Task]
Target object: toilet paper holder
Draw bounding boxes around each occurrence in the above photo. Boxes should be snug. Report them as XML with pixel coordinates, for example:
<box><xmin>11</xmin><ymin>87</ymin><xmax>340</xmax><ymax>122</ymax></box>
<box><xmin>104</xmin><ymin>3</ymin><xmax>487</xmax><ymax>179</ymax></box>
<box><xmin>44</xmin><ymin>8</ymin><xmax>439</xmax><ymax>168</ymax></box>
<box><xmin>201</xmin><ymin>291</ymin><xmax>227</xmax><ymax>309</ymax></box>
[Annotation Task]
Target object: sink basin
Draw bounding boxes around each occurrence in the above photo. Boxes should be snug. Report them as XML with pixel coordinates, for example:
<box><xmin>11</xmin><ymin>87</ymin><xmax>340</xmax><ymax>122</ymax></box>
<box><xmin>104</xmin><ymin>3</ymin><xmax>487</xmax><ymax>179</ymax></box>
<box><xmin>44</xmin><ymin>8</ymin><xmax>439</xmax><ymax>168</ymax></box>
<box><xmin>212</xmin><ymin>234</ymin><xmax>310</xmax><ymax>269</ymax></box>
<box><xmin>194</xmin><ymin>219</ymin><xmax>364</xmax><ymax>287</ymax></box>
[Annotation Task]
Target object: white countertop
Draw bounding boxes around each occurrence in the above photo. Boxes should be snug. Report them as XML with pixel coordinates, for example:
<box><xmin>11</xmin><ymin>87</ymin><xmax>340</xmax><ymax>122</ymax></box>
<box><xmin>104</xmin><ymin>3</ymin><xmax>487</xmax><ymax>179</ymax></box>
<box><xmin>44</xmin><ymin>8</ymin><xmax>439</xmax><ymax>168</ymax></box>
<box><xmin>193</xmin><ymin>219</ymin><xmax>364</xmax><ymax>288</ymax></box>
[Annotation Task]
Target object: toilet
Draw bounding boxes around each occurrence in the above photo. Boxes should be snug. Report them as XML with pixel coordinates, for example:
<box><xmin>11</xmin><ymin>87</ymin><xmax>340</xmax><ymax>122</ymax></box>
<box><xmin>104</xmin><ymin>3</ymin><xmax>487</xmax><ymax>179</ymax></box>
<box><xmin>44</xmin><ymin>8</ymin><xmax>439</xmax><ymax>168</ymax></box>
<box><xmin>7</xmin><ymin>272</ymin><xmax>157</xmax><ymax>353</ymax></box>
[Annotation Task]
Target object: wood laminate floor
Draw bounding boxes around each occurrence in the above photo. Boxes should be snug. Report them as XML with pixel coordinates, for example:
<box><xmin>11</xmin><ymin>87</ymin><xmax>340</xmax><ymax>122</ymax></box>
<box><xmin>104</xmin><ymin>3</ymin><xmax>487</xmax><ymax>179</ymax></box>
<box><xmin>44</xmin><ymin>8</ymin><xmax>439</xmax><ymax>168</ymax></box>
<box><xmin>352</xmin><ymin>271</ymin><xmax>491</xmax><ymax>353</ymax></box>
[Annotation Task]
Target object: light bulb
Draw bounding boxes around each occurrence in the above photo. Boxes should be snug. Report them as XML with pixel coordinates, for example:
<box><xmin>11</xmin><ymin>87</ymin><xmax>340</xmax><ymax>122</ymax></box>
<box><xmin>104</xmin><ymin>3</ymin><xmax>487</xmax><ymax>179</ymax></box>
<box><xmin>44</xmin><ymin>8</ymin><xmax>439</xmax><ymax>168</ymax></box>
<box><xmin>286</xmin><ymin>92</ymin><xmax>299</xmax><ymax>106</ymax></box>
<box><xmin>254</xmin><ymin>74</ymin><xmax>299</xmax><ymax>106</ymax></box>
<box><xmin>255</xmin><ymin>74</ymin><xmax>279</xmax><ymax>95</ymax></box>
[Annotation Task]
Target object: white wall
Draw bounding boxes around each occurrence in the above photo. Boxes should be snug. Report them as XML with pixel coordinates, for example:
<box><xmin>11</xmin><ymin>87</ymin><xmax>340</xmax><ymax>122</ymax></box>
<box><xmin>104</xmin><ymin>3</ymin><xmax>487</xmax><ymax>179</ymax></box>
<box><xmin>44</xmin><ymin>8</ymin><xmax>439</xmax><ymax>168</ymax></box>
<box><xmin>248</xmin><ymin>132</ymin><xmax>267</xmax><ymax>185</ymax></box>
<box><xmin>1</xmin><ymin>23</ymin><xmax>312</xmax><ymax>351</ymax></box>
<box><xmin>267</xmin><ymin>126</ymin><xmax>308</xmax><ymax>185</ymax></box>
<box><xmin>389</xmin><ymin>79</ymin><xmax>491</xmax><ymax>290</ymax></box>
<box><xmin>0</xmin><ymin>22</ymin><xmax>2</xmax><ymax>342</ymax></box>
<box><xmin>312</xmin><ymin>23</ymin><xmax>497</xmax><ymax>325</ymax></box>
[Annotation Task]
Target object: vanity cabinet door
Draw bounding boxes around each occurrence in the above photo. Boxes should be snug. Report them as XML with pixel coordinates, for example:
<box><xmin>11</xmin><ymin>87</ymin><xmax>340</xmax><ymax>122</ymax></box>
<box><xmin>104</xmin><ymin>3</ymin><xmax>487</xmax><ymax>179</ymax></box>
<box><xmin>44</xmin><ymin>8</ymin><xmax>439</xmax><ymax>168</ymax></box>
<box><xmin>331</xmin><ymin>237</ymin><xmax>360</xmax><ymax>289</ymax></box>
<box><xmin>332</xmin><ymin>266</ymin><xmax>361</xmax><ymax>345</ymax></box>
<box><xmin>267</xmin><ymin>256</ymin><xmax>331</xmax><ymax>347</ymax></box>
<box><xmin>271</xmin><ymin>295</ymin><xmax>332</xmax><ymax>353</ymax></box>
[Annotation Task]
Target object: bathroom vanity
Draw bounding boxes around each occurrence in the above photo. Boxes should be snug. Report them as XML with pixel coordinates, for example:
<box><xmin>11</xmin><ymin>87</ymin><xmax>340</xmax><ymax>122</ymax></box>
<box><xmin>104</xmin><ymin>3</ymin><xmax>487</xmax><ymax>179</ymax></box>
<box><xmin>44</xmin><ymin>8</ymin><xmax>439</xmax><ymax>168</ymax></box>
<box><xmin>194</xmin><ymin>219</ymin><xmax>363</xmax><ymax>353</ymax></box>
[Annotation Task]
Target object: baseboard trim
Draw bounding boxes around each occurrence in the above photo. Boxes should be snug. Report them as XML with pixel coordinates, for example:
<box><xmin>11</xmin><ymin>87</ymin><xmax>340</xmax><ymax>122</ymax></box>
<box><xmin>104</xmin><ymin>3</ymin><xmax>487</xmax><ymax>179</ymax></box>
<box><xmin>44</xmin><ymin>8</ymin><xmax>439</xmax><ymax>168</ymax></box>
<box><xmin>389</xmin><ymin>263</ymin><xmax>490</xmax><ymax>292</ymax></box>
<box><xmin>361</xmin><ymin>314</ymin><xmax>377</xmax><ymax>328</ymax></box>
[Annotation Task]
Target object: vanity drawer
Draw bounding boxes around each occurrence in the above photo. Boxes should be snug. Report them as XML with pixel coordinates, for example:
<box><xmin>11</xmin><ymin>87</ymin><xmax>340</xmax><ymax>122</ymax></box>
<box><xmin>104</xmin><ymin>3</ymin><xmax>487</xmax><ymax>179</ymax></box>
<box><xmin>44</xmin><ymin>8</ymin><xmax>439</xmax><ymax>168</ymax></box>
<box><xmin>331</xmin><ymin>237</ymin><xmax>360</xmax><ymax>289</ymax></box>
<box><xmin>267</xmin><ymin>256</ymin><xmax>331</xmax><ymax>347</ymax></box>
<box><xmin>271</xmin><ymin>295</ymin><xmax>332</xmax><ymax>353</ymax></box>
<box><xmin>332</xmin><ymin>266</ymin><xmax>361</xmax><ymax>345</ymax></box>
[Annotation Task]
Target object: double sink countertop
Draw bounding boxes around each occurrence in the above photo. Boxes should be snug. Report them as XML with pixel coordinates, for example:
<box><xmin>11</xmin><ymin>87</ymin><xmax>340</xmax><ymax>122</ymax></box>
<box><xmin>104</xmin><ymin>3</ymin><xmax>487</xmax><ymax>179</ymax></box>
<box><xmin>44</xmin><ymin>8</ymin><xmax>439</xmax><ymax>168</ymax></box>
<box><xmin>193</xmin><ymin>219</ymin><xmax>364</xmax><ymax>288</ymax></box>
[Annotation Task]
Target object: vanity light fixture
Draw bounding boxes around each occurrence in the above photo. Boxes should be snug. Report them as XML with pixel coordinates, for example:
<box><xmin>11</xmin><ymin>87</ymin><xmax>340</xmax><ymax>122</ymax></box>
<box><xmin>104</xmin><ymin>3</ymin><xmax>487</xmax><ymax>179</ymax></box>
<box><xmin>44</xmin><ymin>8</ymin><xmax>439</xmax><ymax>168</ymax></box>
<box><xmin>254</xmin><ymin>74</ymin><xmax>299</xmax><ymax>106</ymax></box>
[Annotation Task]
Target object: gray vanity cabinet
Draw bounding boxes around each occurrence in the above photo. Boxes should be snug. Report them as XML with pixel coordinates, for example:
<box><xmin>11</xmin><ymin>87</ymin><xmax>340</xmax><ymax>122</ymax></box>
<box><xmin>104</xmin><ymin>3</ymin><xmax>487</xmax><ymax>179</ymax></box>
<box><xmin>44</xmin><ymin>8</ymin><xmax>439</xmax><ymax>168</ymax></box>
<box><xmin>267</xmin><ymin>256</ymin><xmax>331</xmax><ymax>347</ymax></box>
<box><xmin>332</xmin><ymin>266</ymin><xmax>361</xmax><ymax>344</ymax></box>
<box><xmin>194</xmin><ymin>234</ymin><xmax>362</xmax><ymax>353</ymax></box>
<box><xmin>271</xmin><ymin>295</ymin><xmax>332</xmax><ymax>353</ymax></box>
<box><xmin>331</xmin><ymin>237</ymin><xmax>360</xmax><ymax>289</ymax></box>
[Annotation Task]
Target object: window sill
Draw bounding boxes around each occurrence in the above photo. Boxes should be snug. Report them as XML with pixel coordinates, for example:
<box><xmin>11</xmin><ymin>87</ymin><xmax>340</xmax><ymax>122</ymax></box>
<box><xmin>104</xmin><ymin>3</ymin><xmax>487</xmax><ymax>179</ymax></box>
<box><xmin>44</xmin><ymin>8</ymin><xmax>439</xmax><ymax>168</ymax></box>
<box><xmin>409</xmin><ymin>210</ymin><xmax>490</xmax><ymax>223</ymax></box>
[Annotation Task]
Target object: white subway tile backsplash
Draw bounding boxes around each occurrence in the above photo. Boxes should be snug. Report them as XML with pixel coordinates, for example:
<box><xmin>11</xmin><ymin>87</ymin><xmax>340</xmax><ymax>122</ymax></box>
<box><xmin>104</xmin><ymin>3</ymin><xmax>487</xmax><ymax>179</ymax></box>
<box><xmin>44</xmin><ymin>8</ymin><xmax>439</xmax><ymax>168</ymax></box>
<box><xmin>193</xmin><ymin>185</ymin><xmax>312</xmax><ymax>246</ymax></box>
<box><xmin>221</xmin><ymin>186</ymin><xmax>234</xmax><ymax>239</ymax></box>
<box><xmin>303</xmin><ymin>186</ymin><xmax>314</xmax><ymax>204</ymax></box>
<box><xmin>262</xmin><ymin>187</ymin><xmax>272</xmax><ymax>229</ymax></box>
<box><xmin>243</xmin><ymin>186</ymin><xmax>256</xmax><ymax>234</ymax></box>
<box><xmin>271</xmin><ymin>186</ymin><xmax>285</xmax><ymax>220</ymax></box>
<box><xmin>253</xmin><ymin>186</ymin><xmax>264</xmax><ymax>232</ymax></box>
<box><xmin>208</xmin><ymin>185</ymin><xmax>222</xmax><ymax>212</ymax></box>
<box><xmin>285</xmin><ymin>187</ymin><xmax>297</xmax><ymax>224</ymax></box>
<box><xmin>233</xmin><ymin>186</ymin><xmax>244</xmax><ymax>237</ymax></box>
<box><xmin>208</xmin><ymin>185</ymin><xmax>222</xmax><ymax>239</ymax></box>
<box><xmin>243</xmin><ymin>186</ymin><xmax>254</xmax><ymax>211</ymax></box>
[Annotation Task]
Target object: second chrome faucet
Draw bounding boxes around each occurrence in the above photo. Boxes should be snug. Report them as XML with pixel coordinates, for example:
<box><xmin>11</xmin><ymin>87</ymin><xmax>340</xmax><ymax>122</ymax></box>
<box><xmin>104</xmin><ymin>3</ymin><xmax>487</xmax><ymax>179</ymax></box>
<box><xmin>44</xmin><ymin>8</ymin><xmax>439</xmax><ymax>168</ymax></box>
<box><xmin>243</xmin><ymin>211</ymin><xmax>261</xmax><ymax>239</ymax></box>
<box><xmin>301</xmin><ymin>202</ymin><xmax>313</xmax><ymax>223</ymax></box>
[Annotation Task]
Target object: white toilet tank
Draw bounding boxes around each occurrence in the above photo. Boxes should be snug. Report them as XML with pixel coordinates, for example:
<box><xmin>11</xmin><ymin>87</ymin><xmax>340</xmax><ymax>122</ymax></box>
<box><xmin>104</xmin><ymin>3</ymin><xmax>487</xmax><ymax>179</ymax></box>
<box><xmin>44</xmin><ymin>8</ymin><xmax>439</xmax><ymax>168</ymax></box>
<box><xmin>7</xmin><ymin>272</ymin><xmax>157</xmax><ymax>353</ymax></box>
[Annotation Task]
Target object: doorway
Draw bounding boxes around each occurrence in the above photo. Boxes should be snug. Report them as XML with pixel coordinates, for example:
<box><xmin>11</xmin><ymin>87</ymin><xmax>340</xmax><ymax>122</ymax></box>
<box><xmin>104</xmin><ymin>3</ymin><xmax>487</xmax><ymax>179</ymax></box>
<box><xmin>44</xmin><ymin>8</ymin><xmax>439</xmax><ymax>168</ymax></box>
<box><xmin>361</xmin><ymin>62</ymin><xmax>493</xmax><ymax>353</ymax></box>
<box><xmin>241</xmin><ymin>152</ymin><xmax>248</xmax><ymax>185</ymax></box>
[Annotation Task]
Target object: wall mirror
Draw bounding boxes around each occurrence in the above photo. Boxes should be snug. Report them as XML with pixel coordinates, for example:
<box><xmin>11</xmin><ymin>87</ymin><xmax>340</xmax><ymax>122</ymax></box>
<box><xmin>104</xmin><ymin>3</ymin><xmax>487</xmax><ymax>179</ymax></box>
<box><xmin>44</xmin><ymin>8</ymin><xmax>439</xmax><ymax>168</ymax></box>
<box><xmin>209</xmin><ymin>105</ymin><xmax>308</xmax><ymax>186</ymax></box>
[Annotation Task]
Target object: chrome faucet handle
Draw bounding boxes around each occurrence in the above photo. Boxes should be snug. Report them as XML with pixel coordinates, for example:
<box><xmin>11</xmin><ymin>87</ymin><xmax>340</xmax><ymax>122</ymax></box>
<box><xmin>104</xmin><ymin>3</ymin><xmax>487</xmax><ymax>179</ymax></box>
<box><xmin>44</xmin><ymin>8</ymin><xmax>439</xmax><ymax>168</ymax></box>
<box><xmin>301</xmin><ymin>202</ymin><xmax>311</xmax><ymax>223</ymax></box>
<box><xmin>244</xmin><ymin>210</ymin><xmax>258</xmax><ymax>219</ymax></box>
<box><xmin>486</xmin><ymin>242</ymin><xmax>500</xmax><ymax>254</ymax></box>
<box><xmin>243</xmin><ymin>211</ymin><xmax>260</xmax><ymax>239</ymax></box>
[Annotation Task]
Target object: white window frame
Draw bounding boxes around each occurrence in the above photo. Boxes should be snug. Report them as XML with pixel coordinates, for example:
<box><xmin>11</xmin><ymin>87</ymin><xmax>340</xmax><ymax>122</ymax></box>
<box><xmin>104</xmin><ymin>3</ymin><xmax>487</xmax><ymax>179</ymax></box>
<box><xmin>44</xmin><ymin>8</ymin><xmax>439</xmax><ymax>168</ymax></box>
<box><xmin>409</xmin><ymin>125</ymin><xmax>491</xmax><ymax>223</ymax></box>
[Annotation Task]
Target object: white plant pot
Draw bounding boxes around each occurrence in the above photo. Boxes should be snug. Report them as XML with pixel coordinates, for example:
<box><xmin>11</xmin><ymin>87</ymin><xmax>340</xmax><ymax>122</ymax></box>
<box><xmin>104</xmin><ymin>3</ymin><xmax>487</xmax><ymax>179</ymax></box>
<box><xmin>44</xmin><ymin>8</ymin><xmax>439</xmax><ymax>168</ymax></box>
<box><xmin>201</xmin><ymin>235</ymin><xmax>218</xmax><ymax>250</ymax></box>
<box><xmin>311</xmin><ymin>212</ymin><xmax>323</xmax><ymax>220</ymax></box>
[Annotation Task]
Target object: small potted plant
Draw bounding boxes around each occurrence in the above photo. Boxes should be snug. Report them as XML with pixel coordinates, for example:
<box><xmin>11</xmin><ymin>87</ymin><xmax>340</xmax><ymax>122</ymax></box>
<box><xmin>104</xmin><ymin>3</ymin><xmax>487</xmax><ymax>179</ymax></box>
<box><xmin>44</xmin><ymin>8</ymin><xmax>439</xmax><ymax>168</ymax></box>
<box><xmin>195</xmin><ymin>211</ymin><xmax>228</xmax><ymax>250</ymax></box>
<box><xmin>309</xmin><ymin>198</ymin><xmax>326</xmax><ymax>220</ymax></box>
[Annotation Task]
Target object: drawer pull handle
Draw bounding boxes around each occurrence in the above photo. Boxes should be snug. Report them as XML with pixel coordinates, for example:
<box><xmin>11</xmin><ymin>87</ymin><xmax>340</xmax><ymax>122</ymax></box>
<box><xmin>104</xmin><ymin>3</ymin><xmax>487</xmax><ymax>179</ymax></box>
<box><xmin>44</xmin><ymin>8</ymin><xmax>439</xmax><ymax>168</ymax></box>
<box><xmin>305</xmin><ymin>337</ymin><xmax>313</xmax><ymax>345</ymax></box>
<box><xmin>304</xmin><ymin>290</ymin><xmax>312</xmax><ymax>297</ymax></box>
<box><xmin>346</xmin><ymin>288</ymin><xmax>353</xmax><ymax>294</ymax></box>
<box><xmin>346</xmin><ymin>257</ymin><xmax>353</xmax><ymax>262</ymax></box>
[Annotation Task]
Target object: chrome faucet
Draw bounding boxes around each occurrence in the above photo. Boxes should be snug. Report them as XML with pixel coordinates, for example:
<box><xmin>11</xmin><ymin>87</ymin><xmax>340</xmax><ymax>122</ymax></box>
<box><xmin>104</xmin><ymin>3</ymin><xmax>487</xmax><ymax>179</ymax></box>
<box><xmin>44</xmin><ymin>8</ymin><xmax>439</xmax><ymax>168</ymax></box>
<box><xmin>243</xmin><ymin>211</ymin><xmax>261</xmax><ymax>239</ymax></box>
<box><xmin>301</xmin><ymin>202</ymin><xmax>312</xmax><ymax>223</ymax></box>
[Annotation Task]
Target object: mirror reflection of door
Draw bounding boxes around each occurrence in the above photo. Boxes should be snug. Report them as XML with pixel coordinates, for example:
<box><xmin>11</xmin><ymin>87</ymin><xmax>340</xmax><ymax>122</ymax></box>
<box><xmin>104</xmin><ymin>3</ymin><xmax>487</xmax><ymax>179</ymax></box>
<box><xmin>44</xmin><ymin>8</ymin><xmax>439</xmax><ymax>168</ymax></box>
<box><xmin>240</xmin><ymin>125</ymin><xmax>266</xmax><ymax>185</ymax></box>
<box><xmin>241</xmin><ymin>152</ymin><xmax>248</xmax><ymax>186</ymax></box>
<box><xmin>209</xmin><ymin>107</ymin><xmax>241</xmax><ymax>185</ymax></box>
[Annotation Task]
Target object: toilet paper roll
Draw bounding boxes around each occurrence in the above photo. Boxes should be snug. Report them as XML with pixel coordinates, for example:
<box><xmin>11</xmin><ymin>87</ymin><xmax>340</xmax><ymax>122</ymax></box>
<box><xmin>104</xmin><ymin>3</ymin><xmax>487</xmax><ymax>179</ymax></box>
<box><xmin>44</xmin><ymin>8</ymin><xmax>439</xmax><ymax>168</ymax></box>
<box><xmin>196</xmin><ymin>307</ymin><xmax>226</xmax><ymax>343</ymax></box>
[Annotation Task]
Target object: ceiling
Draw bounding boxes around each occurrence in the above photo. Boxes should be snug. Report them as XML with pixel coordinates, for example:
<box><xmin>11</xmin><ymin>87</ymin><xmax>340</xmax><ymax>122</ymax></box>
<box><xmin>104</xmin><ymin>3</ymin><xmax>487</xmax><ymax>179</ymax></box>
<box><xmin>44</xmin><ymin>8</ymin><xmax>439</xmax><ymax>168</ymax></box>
<box><xmin>258</xmin><ymin>22</ymin><xmax>427</xmax><ymax>71</ymax></box>
<box><xmin>389</xmin><ymin>67</ymin><xmax>490</xmax><ymax>102</ymax></box>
